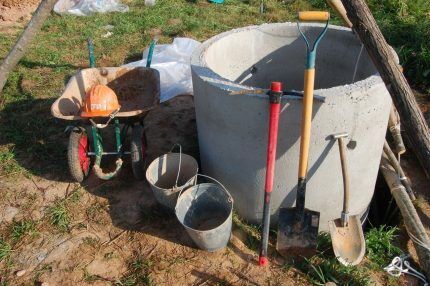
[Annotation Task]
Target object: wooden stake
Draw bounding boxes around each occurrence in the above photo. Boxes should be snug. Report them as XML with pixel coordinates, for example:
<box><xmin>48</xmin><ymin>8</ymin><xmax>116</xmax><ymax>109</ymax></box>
<box><xmin>380</xmin><ymin>153</ymin><xmax>430</xmax><ymax>280</ymax></box>
<box><xmin>0</xmin><ymin>0</ymin><xmax>58</xmax><ymax>95</ymax></box>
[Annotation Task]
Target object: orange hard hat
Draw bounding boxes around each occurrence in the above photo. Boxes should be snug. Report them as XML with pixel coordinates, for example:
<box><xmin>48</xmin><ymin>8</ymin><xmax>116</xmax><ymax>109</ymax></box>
<box><xmin>81</xmin><ymin>84</ymin><xmax>120</xmax><ymax>118</ymax></box>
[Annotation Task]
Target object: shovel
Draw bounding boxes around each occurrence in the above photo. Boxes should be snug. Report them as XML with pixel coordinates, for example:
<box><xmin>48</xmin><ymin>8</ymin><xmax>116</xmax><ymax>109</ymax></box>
<box><xmin>329</xmin><ymin>133</ymin><xmax>365</xmax><ymax>266</ymax></box>
<box><xmin>276</xmin><ymin>11</ymin><xmax>330</xmax><ymax>258</ymax></box>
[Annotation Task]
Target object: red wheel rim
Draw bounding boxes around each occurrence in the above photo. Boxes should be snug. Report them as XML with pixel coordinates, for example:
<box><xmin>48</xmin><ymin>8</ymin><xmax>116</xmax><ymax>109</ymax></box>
<box><xmin>78</xmin><ymin>135</ymin><xmax>90</xmax><ymax>173</ymax></box>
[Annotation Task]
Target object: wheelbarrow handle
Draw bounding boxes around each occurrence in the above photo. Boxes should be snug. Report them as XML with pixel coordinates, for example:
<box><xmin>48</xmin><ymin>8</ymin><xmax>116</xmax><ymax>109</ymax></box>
<box><xmin>146</xmin><ymin>39</ymin><xmax>158</xmax><ymax>68</ymax></box>
<box><xmin>298</xmin><ymin>11</ymin><xmax>330</xmax><ymax>22</ymax></box>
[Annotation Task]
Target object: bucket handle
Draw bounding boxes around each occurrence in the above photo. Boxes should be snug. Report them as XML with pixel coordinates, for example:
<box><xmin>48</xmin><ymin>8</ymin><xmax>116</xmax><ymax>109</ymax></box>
<box><xmin>169</xmin><ymin>143</ymin><xmax>182</xmax><ymax>188</ymax></box>
<box><xmin>176</xmin><ymin>174</ymin><xmax>234</xmax><ymax>207</ymax></box>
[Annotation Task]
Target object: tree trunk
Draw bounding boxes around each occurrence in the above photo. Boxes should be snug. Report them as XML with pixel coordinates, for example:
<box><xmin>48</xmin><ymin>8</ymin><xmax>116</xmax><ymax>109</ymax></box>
<box><xmin>341</xmin><ymin>0</ymin><xmax>430</xmax><ymax>178</ymax></box>
<box><xmin>0</xmin><ymin>0</ymin><xmax>57</xmax><ymax>95</ymax></box>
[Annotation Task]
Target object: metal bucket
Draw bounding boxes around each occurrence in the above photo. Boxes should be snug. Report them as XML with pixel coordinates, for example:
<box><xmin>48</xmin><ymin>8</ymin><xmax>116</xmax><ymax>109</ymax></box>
<box><xmin>175</xmin><ymin>174</ymin><xmax>233</xmax><ymax>252</ymax></box>
<box><xmin>146</xmin><ymin>145</ymin><xmax>198</xmax><ymax>210</ymax></box>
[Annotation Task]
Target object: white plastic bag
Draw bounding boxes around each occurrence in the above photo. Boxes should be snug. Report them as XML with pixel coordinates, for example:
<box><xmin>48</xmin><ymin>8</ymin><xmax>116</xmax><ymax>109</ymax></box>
<box><xmin>54</xmin><ymin>0</ymin><xmax>129</xmax><ymax>16</ymax></box>
<box><xmin>126</xmin><ymin>38</ymin><xmax>201</xmax><ymax>102</ymax></box>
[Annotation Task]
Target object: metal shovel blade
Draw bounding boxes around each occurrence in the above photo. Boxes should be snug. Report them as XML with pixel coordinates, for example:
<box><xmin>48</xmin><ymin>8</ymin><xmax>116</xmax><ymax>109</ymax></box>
<box><xmin>276</xmin><ymin>207</ymin><xmax>320</xmax><ymax>258</ymax></box>
<box><xmin>329</xmin><ymin>215</ymin><xmax>365</xmax><ymax>266</ymax></box>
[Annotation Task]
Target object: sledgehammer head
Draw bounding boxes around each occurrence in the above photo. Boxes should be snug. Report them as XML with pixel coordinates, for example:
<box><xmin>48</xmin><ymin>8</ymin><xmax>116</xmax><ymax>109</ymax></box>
<box><xmin>331</xmin><ymin>132</ymin><xmax>349</xmax><ymax>140</ymax></box>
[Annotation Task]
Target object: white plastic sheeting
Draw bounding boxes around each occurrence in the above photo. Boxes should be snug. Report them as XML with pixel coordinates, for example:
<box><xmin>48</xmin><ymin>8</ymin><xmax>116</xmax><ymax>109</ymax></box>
<box><xmin>54</xmin><ymin>0</ymin><xmax>129</xmax><ymax>16</ymax></box>
<box><xmin>126</xmin><ymin>38</ymin><xmax>201</xmax><ymax>102</ymax></box>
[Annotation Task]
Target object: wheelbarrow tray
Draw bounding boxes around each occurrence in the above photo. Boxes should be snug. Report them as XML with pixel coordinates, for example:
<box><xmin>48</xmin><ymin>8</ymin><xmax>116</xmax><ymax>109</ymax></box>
<box><xmin>51</xmin><ymin>67</ymin><xmax>160</xmax><ymax>121</ymax></box>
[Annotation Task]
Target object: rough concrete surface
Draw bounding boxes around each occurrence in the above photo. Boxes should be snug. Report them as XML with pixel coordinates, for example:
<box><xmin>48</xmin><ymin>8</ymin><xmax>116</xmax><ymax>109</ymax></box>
<box><xmin>191</xmin><ymin>23</ymin><xmax>392</xmax><ymax>231</ymax></box>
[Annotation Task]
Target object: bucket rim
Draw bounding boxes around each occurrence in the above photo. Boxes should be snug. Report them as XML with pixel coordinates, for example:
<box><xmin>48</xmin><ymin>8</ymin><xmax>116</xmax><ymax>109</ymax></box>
<box><xmin>145</xmin><ymin>152</ymin><xmax>199</xmax><ymax>187</ymax></box>
<box><xmin>175</xmin><ymin>182</ymin><xmax>234</xmax><ymax>234</ymax></box>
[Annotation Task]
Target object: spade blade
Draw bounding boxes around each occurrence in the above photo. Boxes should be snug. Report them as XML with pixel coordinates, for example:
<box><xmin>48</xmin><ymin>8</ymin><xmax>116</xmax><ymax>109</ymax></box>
<box><xmin>276</xmin><ymin>207</ymin><xmax>320</xmax><ymax>258</ymax></box>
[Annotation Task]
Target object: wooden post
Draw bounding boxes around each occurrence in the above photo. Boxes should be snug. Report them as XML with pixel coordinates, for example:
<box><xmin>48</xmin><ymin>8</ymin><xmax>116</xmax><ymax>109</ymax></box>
<box><xmin>0</xmin><ymin>0</ymin><xmax>58</xmax><ymax>95</ymax></box>
<box><xmin>380</xmin><ymin>153</ymin><xmax>430</xmax><ymax>280</ymax></box>
<box><xmin>341</xmin><ymin>0</ymin><xmax>430</xmax><ymax>178</ymax></box>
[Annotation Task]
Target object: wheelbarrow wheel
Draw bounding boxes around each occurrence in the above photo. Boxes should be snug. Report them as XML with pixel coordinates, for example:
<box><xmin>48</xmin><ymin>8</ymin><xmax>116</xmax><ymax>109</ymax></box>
<box><xmin>68</xmin><ymin>127</ymin><xmax>91</xmax><ymax>183</ymax></box>
<box><xmin>130</xmin><ymin>124</ymin><xmax>146</xmax><ymax>180</ymax></box>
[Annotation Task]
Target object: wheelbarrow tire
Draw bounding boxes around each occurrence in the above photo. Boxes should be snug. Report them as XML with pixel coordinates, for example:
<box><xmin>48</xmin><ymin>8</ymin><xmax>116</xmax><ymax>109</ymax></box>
<box><xmin>131</xmin><ymin>124</ymin><xmax>146</xmax><ymax>180</ymax></box>
<box><xmin>68</xmin><ymin>127</ymin><xmax>91</xmax><ymax>183</ymax></box>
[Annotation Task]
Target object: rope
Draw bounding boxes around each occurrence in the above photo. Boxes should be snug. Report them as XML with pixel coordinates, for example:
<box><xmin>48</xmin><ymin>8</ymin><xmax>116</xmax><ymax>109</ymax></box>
<box><xmin>384</xmin><ymin>255</ymin><xmax>428</xmax><ymax>285</ymax></box>
<box><xmin>352</xmin><ymin>43</ymin><xmax>364</xmax><ymax>83</ymax></box>
<box><xmin>407</xmin><ymin>230</ymin><xmax>430</xmax><ymax>253</ymax></box>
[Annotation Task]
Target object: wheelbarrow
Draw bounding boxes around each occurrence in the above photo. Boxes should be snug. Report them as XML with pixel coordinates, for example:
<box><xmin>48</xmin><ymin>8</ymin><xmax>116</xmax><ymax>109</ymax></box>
<box><xmin>51</xmin><ymin>39</ymin><xmax>160</xmax><ymax>182</ymax></box>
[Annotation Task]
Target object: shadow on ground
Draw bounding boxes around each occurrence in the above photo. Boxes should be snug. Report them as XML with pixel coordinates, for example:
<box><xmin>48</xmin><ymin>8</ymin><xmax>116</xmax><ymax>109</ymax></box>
<box><xmin>0</xmin><ymin>97</ymin><xmax>70</xmax><ymax>181</ymax></box>
<box><xmin>82</xmin><ymin>95</ymin><xmax>201</xmax><ymax>248</ymax></box>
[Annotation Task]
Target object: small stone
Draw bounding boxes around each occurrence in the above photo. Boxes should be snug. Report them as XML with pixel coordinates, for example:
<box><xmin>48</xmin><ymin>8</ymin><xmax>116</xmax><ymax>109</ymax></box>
<box><xmin>1</xmin><ymin>206</ymin><xmax>19</xmax><ymax>223</ymax></box>
<box><xmin>16</xmin><ymin>269</ymin><xmax>26</xmax><ymax>277</ymax></box>
<box><xmin>31</xmin><ymin>209</ymin><xmax>43</xmax><ymax>220</ymax></box>
<box><xmin>325</xmin><ymin>283</ymin><xmax>337</xmax><ymax>286</ymax></box>
<box><xmin>41</xmin><ymin>283</ymin><xmax>49</xmax><ymax>286</ymax></box>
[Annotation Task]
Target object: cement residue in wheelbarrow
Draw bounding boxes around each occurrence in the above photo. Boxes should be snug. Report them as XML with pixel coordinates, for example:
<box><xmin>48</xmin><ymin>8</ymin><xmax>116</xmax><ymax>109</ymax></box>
<box><xmin>191</xmin><ymin>23</ymin><xmax>393</xmax><ymax>231</ymax></box>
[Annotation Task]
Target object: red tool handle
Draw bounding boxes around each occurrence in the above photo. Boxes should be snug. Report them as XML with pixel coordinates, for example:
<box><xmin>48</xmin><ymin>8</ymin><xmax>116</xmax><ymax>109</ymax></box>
<box><xmin>259</xmin><ymin>82</ymin><xmax>282</xmax><ymax>266</ymax></box>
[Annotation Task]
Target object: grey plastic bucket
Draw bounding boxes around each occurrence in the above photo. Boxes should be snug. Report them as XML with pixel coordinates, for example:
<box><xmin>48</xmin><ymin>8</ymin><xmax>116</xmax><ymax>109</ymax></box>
<box><xmin>146</xmin><ymin>146</ymin><xmax>198</xmax><ymax>210</ymax></box>
<box><xmin>175</xmin><ymin>174</ymin><xmax>233</xmax><ymax>252</ymax></box>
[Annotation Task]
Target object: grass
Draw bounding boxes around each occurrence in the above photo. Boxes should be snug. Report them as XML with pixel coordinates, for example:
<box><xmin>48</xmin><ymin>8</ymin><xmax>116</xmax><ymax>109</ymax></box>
<box><xmin>365</xmin><ymin>225</ymin><xmax>402</xmax><ymax>268</ymax></box>
<box><xmin>288</xmin><ymin>226</ymin><xmax>403</xmax><ymax>285</ymax></box>
<box><xmin>301</xmin><ymin>257</ymin><xmax>372</xmax><ymax>286</ymax></box>
<box><xmin>0</xmin><ymin>146</ymin><xmax>23</xmax><ymax>176</ymax></box>
<box><xmin>46</xmin><ymin>189</ymin><xmax>82</xmax><ymax>232</ymax></box>
<box><xmin>232</xmin><ymin>213</ymin><xmax>261</xmax><ymax>251</ymax></box>
<box><xmin>292</xmin><ymin>234</ymin><xmax>373</xmax><ymax>286</ymax></box>
<box><xmin>47</xmin><ymin>200</ymin><xmax>70</xmax><ymax>232</ymax></box>
<box><xmin>311</xmin><ymin>0</ymin><xmax>430</xmax><ymax>93</ymax></box>
<box><xmin>10</xmin><ymin>220</ymin><xmax>38</xmax><ymax>242</ymax></box>
<box><xmin>115</xmin><ymin>256</ymin><xmax>153</xmax><ymax>286</ymax></box>
<box><xmin>0</xmin><ymin>0</ymin><xmax>428</xmax><ymax>285</ymax></box>
<box><xmin>0</xmin><ymin>239</ymin><xmax>11</xmax><ymax>262</ymax></box>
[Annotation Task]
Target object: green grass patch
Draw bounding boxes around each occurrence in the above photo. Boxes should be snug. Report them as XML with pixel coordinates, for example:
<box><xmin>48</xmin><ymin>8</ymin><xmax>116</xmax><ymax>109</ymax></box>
<box><xmin>47</xmin><ymin>200</ymin><xmax>70</xmax><ymax>232</ymax></box>
<box><xmin>365</xmin><ymin>225</ymin><xmax>402</xmax><ymax>268</ymax></box>
<box><xmin>311</xmin><ymin>0</ymin><xmax>430</xmax><ymax>93</ymax></box>
<box><xmin>0</xmin><ymin>146</ymin><xmax>23</xmax><ymax>176</ymax></box>
<box><xmin>115</xmin><ymin>256</ymin><xmax>153</xmax><ymax>286</ymax></box>
<box><xmin>47</xmin><ymin>189</ymin><xmax>82</xmax><ymax>232</ymax></box>
<box><xmin>301</xmin><ymin>256</ymin><xmax>372</xmax><ymax>286</ymax></box>
<box><xmin>293</xmin><ymin>234</ymin><xmax>372</xmax><ymax>286</ymax></box>
<box><xmin>10</xmin><ymin>220</ymin><xmax>38</xmax><ymax>242</ymax></box>
<box><xmin>232</xmin><ymin>212</ymin><xmax>261</xmax><ymax>251</ymax></box>
<box><xmin>0</xmin><ymin>239</ymin><xmax>11</xmax><ymax>262</ymax></box>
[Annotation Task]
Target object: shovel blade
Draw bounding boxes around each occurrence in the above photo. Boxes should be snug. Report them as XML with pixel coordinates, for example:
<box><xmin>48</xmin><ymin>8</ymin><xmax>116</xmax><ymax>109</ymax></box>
<box><xmin>329</xmin><ymin>215</ymin><xmax>365</xmax><ymax>266</ymax></box>
<box><xmin>276</xmin><ymin>207</ymin><xmax>320</xmax><ymax>258</ymax></box>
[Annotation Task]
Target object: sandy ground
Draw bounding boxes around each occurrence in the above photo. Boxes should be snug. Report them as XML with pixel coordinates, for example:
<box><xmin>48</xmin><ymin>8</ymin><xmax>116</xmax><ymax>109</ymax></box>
<box><xmin>0</xmin><ymin>0</ymin><xmax>39</xmax><ymax>30</ymax></box>
<box><xmin>0</xmin><ymin>1</ymin><xmax>429</xmax><ymax>283</ymax></box>
<box><xmin>0</xmin><ymin>95</ymin><xmax>311</xmax><ymax>285</ymax></box>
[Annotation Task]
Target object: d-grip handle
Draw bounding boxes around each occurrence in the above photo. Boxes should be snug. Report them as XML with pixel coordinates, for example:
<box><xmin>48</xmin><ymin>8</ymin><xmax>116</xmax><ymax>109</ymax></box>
<box><xmin>298</xmin><ymin>11</ymin><xmax>330</xmax><ymax>22</ymax></box>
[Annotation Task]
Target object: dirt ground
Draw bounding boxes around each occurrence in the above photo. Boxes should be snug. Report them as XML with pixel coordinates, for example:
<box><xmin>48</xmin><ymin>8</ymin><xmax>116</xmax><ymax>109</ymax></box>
<box><xmin>0</xmin><ymin>93</ymin><xmax>428</xmax><ymax>285</ymax></box>
<box><xmin>0</xmin><ymin>95</ymin><xmax>312</xmax><ymax>285</ymax></box>
<box><xmin>0</xmin><ymin>2</ymin><xmax>429</xmax><ymax>284</ymax></box>
<box><xmin>0</xmin><ymin>0</ymin><xmax>39</xmax><ymax>29</ymax></box>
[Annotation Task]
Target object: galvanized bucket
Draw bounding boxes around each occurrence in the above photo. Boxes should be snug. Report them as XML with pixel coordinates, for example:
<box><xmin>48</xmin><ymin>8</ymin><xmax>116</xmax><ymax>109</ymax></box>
<box><xmin>146</xmin><ymin>145</ymin><xmax>198</xmax><ymax>210</ymax></box>
<box><xmin>175</xmin><ymin>174</ymin><xmax>233</xmax><ymax>252</ymax></box>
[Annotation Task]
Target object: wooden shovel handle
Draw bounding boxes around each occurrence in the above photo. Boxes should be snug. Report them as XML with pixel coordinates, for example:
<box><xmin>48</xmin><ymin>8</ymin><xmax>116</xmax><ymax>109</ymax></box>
<box><xmin>337</xmin><ymin>137</ymin><xmax>350</xmax><ymax>215</ymax></box>
<box><xmin>298</xmin><ymin>69</ymin><xmax>315</xmax><ymax>178</ymax></box>
<box><xmin>298</xmin><ymin>11</ymin><xmax>330</xmax><ymax>22</ymax></box>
